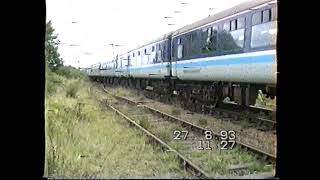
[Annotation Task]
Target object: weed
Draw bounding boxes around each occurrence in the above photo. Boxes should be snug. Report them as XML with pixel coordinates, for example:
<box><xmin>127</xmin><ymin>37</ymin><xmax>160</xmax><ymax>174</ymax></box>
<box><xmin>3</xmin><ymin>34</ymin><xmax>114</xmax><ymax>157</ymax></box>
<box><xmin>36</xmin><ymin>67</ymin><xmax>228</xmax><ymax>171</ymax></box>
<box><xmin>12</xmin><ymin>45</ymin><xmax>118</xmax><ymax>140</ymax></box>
<box><xmin>139</xmin><ymin>116</ymin><xmax>150</xmax><ymax>129</ymax></box>
<box><xmin>171</xmin><ymin>109</ymin><xmax>181</xmax><ymax>116</ymax></box>
<box><xmin>198</xmin><ymin>118</ymin><xmax>208</xmax><ymax>126</ymax></box>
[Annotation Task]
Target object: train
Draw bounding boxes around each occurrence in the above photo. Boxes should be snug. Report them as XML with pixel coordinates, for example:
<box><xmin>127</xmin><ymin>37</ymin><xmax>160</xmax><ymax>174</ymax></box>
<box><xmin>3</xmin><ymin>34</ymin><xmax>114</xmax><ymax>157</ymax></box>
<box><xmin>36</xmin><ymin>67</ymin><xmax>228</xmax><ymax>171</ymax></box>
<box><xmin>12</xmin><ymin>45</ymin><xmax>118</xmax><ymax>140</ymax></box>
<box><xmin>84</xmin><ymin>0</ymin><xmax>277</xmax><ymax>111</ymax></box>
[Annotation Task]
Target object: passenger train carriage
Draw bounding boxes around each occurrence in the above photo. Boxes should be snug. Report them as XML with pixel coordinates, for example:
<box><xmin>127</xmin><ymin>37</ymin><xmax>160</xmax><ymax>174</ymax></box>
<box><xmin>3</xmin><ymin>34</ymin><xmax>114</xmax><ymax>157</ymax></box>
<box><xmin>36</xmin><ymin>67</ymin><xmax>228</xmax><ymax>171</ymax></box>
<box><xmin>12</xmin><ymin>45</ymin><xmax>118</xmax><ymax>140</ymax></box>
<box><xmin>87</xmin><ymin>0</ymin><xmax>277</xmax><ymax>109</ymax></box>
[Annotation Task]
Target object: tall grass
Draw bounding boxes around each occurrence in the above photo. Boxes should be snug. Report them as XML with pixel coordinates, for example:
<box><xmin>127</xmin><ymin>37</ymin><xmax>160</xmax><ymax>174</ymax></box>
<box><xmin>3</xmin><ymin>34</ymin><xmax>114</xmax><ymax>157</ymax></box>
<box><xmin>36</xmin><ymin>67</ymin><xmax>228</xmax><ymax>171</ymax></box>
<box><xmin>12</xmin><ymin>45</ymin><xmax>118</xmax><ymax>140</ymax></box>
<box><xmin>66</xmin><ymin>81</ymin><xmax>79</xmax><ymax>98</ymax></box>
<box><xmin>139</xmin><ymin>115</ymin><xmax>150</xmax><ymax>129</ymax></box>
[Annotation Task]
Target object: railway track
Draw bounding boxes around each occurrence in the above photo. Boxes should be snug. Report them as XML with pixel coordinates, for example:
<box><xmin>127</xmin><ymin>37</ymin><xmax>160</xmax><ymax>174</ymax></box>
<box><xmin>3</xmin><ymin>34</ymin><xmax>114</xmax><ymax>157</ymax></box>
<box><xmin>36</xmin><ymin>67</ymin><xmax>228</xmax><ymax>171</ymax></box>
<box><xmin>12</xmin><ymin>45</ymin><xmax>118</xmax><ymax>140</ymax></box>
<box><xmin>102</xmin><ymin>83</ymin><xmax>276</xmax><ymax>131</ymax></box>
<box><xmin>101</xmin><ymin>85</ymin><xmax>276</xmax><ymax>153</ymax></box>
<box><xmin>88</xmin><ymin>85</ymin><xmax>208</xmax><ymax>178</ymax></box>
<box><xmin>213</xmin><ymin>103</ymin><xmax>276</xmax><ymax>125</ymax></box>
<box><xmin>103</xmin><ymin>86</ymin><xmax>276</xmax><ymax>161</ymax></box>
<box><xmin>94</xmin><ymin>85</ymin><xmax>276</xmax><ymax>178</ymax></box>
<box><xmin>144</xmin><ymin>90</ymin><xmax>276</xmax><ymax>130</ymax></box>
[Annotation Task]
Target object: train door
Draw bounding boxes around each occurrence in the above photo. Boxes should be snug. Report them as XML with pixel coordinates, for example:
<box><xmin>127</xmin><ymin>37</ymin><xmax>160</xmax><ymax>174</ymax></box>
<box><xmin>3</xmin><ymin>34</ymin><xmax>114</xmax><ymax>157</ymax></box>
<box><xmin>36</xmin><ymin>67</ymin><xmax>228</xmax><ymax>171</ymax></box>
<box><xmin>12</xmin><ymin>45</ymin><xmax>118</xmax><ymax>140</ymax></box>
<box><xmin>126</xmin><ymin>53</ymin><xmax>131</xmax><ymax>76</ymax></box>
<box><xmin>171</xmin><ymin>37</ymin><xmax>180</xmax><ymax>77</ymax></box>
<box><xmin>151</xmin><ymin>45</ymin><xmax>156</xmax><ymax>63</ymax></box>
<box><xmin>166</xmin><ymin>39</ymin><xmax>172</xmax><ymax>76</ymax></box>
<box><xmin>142</xmin><ymin>48</ymin><xmax>149</xmax><ymax>65</ymax></box>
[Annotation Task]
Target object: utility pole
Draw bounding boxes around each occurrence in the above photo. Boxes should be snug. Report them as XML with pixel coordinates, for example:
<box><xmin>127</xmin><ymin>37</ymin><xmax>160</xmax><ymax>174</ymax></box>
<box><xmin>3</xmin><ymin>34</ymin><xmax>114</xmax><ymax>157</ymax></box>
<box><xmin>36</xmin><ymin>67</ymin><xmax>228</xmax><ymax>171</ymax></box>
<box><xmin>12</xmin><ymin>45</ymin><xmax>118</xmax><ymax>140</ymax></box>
<box><xmin>108</xmin><ymin>43</ymin><xmax>123</xmax><ymax>57</ymax></box>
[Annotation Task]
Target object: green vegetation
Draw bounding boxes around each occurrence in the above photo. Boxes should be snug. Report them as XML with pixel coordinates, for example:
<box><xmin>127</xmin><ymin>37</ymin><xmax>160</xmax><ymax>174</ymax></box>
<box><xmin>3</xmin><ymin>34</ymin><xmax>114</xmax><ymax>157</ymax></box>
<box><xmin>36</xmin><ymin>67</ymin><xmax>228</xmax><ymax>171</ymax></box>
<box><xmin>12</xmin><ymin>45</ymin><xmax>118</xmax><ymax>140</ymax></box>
<box><xmin>157</xmin><ymin>128</ymin><xmax>173</xmax><ymax>143</ymax></box>
<box><xmin>139</xmin><ymin>115</ymin><xmax>151</xmax><ymax>129</ymax></box>
<box><xmin>46</xmin><ymin>20</ymin><xmax>63</xmax><ymax>71</ymax></box>
<box><xmin>65</xmin><ymin>81</ymin><xmax>80</xmax><ymax>98</ymax></box>
<box><xmin>55</xmin><ymin>66</ymin><xmax>87</xmax><ymax>79</ymax></box>
<box><xmin>45</xmin><ymin>74</ymin><xmax>191</xmax><ymax>178</ymax></box>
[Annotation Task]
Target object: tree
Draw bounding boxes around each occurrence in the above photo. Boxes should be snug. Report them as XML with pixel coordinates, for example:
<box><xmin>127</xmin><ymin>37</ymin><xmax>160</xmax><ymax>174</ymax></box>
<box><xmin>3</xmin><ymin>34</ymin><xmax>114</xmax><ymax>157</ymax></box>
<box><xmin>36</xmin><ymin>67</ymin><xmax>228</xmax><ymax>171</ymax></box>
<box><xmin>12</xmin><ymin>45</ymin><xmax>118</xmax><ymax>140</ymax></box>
<box><xmin>45</xmin><ymin>20</ymin><xmax>63</xmax><ymax>71</ymax></box>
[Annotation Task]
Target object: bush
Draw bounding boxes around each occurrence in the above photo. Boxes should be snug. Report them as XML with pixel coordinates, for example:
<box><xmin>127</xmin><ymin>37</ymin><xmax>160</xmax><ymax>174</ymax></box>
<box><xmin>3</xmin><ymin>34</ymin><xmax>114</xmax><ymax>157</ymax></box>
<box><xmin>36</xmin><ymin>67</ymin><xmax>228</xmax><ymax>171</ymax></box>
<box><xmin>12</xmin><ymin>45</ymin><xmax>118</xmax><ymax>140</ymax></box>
<box><xmin>66</xmin><ymin>82</ymin><xmax>79</xmax><ymax>98</ymax></box>
<box><xmin>55</xmin><ymin>66</ymin><xmax>86</xmax><ymax>79</ymax></box>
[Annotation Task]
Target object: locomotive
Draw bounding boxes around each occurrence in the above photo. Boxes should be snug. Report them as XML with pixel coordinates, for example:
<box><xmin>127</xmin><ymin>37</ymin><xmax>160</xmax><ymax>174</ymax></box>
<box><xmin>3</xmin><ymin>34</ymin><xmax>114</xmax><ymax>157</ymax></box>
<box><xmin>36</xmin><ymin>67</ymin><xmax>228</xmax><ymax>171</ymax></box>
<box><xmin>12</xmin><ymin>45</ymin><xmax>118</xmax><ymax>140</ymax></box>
<box><xmin>86</xmin><ymin>0</ymin><xmax>277</xmax><ymax>111</ymax></box>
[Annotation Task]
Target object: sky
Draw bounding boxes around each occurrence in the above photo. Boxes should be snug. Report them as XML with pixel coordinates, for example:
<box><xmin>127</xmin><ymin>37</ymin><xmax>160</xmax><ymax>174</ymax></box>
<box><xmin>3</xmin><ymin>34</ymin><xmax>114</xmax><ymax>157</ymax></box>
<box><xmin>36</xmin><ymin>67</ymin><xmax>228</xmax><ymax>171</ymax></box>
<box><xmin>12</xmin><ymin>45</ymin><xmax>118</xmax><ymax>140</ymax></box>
<box><xmin>46</xmin><ymin>0</ymin><xmax>248</xmax><ymax>68</ymax></box>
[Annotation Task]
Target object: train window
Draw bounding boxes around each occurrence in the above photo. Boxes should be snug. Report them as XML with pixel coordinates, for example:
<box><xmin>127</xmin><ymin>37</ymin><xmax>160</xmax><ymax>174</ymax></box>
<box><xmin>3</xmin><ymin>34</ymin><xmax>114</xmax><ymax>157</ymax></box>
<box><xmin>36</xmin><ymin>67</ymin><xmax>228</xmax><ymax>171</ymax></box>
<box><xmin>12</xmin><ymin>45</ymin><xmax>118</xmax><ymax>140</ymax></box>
<box><xmin>207</xmin><ymin>27</ymin><xmax>212</xmax><ymax>37</ymax></box>
<box><xmin>178</xmin><ymin>38</ymin><xmax>182</xmax><ymax>45</ymax></box>
<box><xmin>133</xmin><ymin>52</ymin><xmax>135</xmax><ymax>57</ymax></box>
<box><xmin>144</xmin><ymin>49</ymin><xmax>147</xmax><ymax>55</ymax></box>
<box><xmin>252</xmin><ymin>11</ymin><xmax>262</xmax><ymax>25</ymax></box>
<box><xmin>263</xmin><ymin>9</ymin><xmax>271</xmax><ymax>23</ymax></box>
<box><xmin>138</xmin><ymin>51</ymin><xmax>140</xmax><ymax>56</ymax></box>
<box><xmin>157</xmin><ymin>50</ymin><xmax>162</xmax><ymax>62</ymax></box>
<box><xmin>152</xmin><ymin>46</ymin><xmax>155</xmax><ymax>52</ymax></box>
<box><xmin>177</xmin><ymin>45</ymin><xmax>183</xmax><ymax>59</ymax></box>
<box><xmin>251</xmin><ymin>8</ymin><xmax>277</xmax><ymax>48</ymax></box>
<box><xmin>237</xmin><ymin>17</ymin><xmax>245</xmax><ymax>29</ymax></box>
<box><xmin>223</xmin><ymin>21</ymin><xmax>230</xmax><ymax>31</ymax></box>
<box><xmin>219</xmin><ymin>28</ymin><xmax>244</xmax><ymax>52</ymax></box>
<box><xmin>231</xmin><ymin>20</ymin><xmax>236</xmax><ymax>31</ymax></box>
<box><xmin>251</xmin><ymin>20</ymin><xmax>277</xmax><ymax>48</ymax></box>
<box><xmin>201</xmin><ymin>26</ymin><xmax>217</xmax><ymax>53</ymax></box>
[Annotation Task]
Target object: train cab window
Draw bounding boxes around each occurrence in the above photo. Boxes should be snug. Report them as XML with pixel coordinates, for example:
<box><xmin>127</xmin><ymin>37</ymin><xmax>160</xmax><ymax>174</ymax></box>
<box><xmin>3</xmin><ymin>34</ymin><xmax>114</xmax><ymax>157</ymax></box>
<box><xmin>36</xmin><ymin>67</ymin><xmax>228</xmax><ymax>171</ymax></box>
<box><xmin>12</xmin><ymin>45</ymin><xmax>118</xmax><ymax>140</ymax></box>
<box><xmin>251</xmin><ymin>8</ymin><xmax>277</xmax><ymax>48</ymax></box>
<box><xmin>152</xmin><ymin>46</ymin><xmax>155</xmax><ymax>52</ymax></box>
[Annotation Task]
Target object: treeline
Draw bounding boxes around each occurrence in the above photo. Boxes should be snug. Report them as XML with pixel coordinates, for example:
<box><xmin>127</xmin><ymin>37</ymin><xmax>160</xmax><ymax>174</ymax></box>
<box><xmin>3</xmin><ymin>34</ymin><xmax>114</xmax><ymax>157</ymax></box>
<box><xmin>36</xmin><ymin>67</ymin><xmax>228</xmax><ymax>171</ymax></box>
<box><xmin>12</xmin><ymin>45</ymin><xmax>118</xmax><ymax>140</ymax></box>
<box><xmin>46</xmin><ymin>21</ymin><xmax>87</xmax><ymax>95</ymax></box>
<box><xmin>46</xmin><ymin>20</ymin><xmax>86</xmax><ymax>77</ymax></box>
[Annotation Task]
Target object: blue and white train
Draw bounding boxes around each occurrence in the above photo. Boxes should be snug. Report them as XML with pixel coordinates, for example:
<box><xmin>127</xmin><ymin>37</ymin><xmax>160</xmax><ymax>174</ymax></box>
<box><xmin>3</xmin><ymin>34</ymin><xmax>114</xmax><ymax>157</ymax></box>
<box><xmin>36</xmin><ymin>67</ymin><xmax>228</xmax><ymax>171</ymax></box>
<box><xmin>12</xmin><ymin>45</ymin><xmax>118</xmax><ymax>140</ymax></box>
<box><xmin>86</xmin><ymin>0</ymin><xmax>277</xmax><ymax>110</ymax></box>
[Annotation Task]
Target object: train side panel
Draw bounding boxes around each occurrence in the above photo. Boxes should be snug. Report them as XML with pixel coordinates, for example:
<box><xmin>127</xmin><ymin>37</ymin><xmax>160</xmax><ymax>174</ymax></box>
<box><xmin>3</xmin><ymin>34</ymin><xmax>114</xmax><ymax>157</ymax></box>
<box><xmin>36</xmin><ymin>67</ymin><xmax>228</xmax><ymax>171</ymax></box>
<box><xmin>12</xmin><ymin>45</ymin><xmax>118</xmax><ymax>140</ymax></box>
<box><xmin>129</xmin><ymin>39</ymin><xmax>171</xmax><ymax>79</ymax></box>
<box><xmin>174</xmin><ymin>50</ymin><xmax>276</xmax><ymax>84</ymax></box>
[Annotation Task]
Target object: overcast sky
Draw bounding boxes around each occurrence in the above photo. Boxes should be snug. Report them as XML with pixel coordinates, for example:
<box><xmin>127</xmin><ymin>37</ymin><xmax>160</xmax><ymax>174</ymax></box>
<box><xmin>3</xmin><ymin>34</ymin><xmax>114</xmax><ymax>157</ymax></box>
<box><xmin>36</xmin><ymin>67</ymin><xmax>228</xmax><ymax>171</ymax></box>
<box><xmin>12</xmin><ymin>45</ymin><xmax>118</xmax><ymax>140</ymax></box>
<box><xmin>46</xmin><ymin>0</ymin><xmax>248</xmax><ymax>68</ymax></box>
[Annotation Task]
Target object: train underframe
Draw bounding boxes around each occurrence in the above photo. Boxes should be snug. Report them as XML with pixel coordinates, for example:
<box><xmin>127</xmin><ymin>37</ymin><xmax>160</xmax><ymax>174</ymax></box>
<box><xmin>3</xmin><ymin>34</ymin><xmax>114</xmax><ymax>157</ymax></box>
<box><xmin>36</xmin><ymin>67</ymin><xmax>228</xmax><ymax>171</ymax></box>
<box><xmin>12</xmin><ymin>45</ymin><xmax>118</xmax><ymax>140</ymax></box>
<box><xmin>91</xmin><ymin>76</ymin><xmax>276</xmax><ymax>113</ymax></box>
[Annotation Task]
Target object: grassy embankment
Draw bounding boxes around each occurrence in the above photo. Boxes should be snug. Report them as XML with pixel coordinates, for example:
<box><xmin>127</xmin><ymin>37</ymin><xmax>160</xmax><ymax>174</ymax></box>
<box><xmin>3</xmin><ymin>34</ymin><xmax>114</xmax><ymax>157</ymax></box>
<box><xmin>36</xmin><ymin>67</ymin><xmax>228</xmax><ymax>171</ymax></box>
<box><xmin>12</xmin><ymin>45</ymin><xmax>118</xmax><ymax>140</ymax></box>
<box><xmin>44</xmin><ymin>67</ymin><xmax>190</xmax><ymax>178</ymax></box>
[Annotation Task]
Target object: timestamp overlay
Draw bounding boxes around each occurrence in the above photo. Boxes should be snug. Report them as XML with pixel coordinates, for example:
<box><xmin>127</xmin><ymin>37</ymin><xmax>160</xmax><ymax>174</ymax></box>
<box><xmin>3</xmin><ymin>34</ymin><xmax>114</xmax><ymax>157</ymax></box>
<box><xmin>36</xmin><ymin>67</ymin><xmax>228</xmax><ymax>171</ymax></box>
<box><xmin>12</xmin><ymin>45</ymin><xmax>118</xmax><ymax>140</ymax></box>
<box><xmin>170</xmin><ymin>129</ymin><xmax>274</xmax><ymax>177</ymax></box>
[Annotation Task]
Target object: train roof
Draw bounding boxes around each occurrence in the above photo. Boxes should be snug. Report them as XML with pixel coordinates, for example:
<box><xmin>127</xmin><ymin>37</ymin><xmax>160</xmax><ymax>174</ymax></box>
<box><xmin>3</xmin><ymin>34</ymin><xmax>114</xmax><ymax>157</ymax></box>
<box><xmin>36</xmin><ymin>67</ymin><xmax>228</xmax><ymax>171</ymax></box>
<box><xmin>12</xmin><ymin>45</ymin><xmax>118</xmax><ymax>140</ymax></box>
<box><xmin>116</xmin><ymin>0</ymin><xmax>275</xmax><ymax>57</ymax></box>
<box><xmin>172</xmin><ymin>0</ymin><xmax>276</xmax><ymax>37</ymax></box>
<box><xmin>125</xmin><ymin>31</ymin><xmax>174</xmax><ymax>53</ymax></box>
